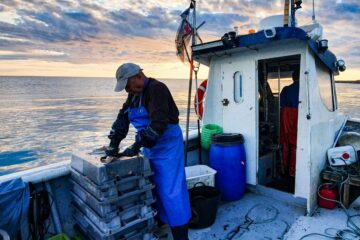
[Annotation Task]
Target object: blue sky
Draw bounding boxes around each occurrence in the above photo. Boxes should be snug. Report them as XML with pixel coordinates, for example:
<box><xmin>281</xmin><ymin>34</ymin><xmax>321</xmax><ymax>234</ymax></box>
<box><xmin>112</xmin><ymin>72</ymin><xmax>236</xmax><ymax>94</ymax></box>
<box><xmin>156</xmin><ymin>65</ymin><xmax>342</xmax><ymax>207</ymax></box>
<box><xmin>0</xmin><ymin>0</ymin><xmax>359</xmax><ymax>80</ymax></box>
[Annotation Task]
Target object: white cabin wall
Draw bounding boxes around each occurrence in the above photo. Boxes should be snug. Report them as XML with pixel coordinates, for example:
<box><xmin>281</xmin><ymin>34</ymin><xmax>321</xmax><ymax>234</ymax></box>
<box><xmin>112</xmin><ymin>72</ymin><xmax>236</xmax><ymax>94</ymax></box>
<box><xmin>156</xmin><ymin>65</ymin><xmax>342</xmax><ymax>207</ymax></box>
<box><xmin>294</xmin><ymin>50</ymin><xmax>311</xmax><ymax>200</ymax></box>
<box><xmin>305</xmin><ymin>49</ymin><xmax>345</xmax><ymax>213</ymax></box>
<box><xmin>203</xmin><ymin>40</ymin><xmax>311</xmax><ymax>187</ymax></box>
<box><xmin>203</xmin><ymin>51</ymin><xmax>258</xmax><ymax>184</ymax></box>
<box><xmin>203</xmin><ymin>59</ymin><xmax>223</xmax><ymax>126</ymax></box>
<box><xmin>220</xmin><ymin>53</ymin><xmax>257</xmax><ymax>185</ymax></box>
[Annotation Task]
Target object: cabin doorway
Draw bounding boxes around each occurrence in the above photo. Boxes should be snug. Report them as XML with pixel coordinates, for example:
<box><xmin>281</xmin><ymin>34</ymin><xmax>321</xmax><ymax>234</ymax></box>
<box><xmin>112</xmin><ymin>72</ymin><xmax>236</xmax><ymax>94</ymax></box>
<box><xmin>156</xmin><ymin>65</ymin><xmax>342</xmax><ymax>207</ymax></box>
<box><xmin>257</xmin><ymin>55</ymin><xmax>301</xmax><ymax>194</ymax></box>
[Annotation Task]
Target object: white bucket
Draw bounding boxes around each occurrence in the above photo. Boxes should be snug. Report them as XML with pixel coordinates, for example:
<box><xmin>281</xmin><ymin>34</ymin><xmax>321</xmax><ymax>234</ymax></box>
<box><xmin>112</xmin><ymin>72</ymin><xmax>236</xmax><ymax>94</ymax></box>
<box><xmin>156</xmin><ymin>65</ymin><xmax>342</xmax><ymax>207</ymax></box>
<box><xmin>185</xmin><ymin>165</ymin><xmax>217</xmax><ymax>189</ymax></box>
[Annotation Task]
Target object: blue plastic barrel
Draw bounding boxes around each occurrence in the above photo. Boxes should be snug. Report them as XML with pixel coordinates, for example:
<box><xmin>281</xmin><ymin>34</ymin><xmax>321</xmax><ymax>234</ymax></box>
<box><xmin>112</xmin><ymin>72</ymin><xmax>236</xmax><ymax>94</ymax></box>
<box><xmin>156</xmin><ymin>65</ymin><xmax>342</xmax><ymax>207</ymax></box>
<box><xmin>209</xmin><ymin>133</ymin><xmax>246</xmax><ymax>201</ymax></box>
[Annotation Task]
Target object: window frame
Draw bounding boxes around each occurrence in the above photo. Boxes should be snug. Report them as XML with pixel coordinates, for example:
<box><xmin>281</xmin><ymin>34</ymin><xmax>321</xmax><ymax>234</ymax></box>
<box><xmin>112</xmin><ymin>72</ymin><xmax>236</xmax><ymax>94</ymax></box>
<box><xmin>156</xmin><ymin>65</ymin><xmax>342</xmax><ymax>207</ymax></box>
<box><xmin>316</xmin><ymin>58</ymin><xmax>336</xmax><ymax>112</ymax></box>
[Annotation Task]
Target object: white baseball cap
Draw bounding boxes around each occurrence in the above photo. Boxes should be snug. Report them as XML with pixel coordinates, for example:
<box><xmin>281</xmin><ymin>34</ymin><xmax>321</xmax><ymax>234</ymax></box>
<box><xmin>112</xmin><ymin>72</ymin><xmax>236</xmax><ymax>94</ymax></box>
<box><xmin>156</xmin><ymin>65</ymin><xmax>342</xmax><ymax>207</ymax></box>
<box><xmin>115</xmin><ymin>63</ymin><xmax>142</xmax><ymax>92</ymax></box>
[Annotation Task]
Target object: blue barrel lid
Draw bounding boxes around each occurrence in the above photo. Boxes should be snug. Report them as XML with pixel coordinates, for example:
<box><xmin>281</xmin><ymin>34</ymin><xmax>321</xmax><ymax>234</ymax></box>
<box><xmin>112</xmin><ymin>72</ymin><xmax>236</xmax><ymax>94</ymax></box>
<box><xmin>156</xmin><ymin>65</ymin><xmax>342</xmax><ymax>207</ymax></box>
<box><xmin>211</xmin><ymin>133</ymin><xmax>244</xmax><ymax>145</ymax></box>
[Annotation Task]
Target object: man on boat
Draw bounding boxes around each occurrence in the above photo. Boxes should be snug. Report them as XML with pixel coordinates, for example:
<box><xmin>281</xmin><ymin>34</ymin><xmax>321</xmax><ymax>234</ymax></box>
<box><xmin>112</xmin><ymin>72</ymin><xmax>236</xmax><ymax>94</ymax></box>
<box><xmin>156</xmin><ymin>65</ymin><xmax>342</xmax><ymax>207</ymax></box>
<box><xmin>106</xmin><ymin>63</ymin><xmax>191</xmax><ymax>240</ymax></box>
<box><xmin>280</xmin><ymin>70</ymin><xmax>299</xmax><ymax>180</ymax></box>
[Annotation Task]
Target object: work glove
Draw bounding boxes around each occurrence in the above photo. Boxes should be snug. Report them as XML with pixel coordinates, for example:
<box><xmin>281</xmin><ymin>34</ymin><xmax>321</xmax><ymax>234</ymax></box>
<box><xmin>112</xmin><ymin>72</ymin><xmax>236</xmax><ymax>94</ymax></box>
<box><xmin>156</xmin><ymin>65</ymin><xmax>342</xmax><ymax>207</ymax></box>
<box><xmin>136</xmin><ymin>127</ymin><xmax>160</xmax><ymax>148</ymax></box>
<box><xmin>105</xmin><ymin>113</ymin><xmax>129</xmax><ymax>156</ymax></box>
<box><xmin>105</xmin><ymin>129</ymin><xmax>121</xmax><ymax>156</ymax></box>
<box><xmin>105</xmin><ymin>145</ymin><xmax>119</xmax><ymax>157</ymax></box>
<box><xmin>121</xmin><ymin>142</ymin><xmax>142</xmax><ymax>157</ymax></box>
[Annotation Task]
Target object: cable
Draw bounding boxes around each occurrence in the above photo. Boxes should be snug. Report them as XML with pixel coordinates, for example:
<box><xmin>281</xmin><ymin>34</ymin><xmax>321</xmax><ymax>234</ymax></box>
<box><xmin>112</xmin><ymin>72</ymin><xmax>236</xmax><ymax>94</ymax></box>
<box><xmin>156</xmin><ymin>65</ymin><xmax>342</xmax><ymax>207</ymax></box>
<box><xmin>224</xmin><ymin>204</ymin><xmax>281</xmax><ymax>240</ymax></box>
<box><xmin>28</xmin><ymin>187</ymin><xmax>54</xmax><ymax>240</ymax></box>
<box><xmin>299</xmin><ymin>163</ymin><xmax>360</xmax><ymax>239</ymax></box>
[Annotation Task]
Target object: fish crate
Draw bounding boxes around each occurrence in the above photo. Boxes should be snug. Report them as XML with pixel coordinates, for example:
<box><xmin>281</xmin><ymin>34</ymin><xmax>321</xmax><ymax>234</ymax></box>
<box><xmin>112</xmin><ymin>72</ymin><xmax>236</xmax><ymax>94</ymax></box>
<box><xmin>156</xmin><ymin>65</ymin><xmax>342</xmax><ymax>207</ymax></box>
<box><xmin>70</xmin><ymin>169</ymin><xmax>153</xmax><ymax>201</ymax></box>
<box><xmin>185</xmin><ymin>165</ymin><xmax>217</xmax><ymax>189</ymax></box>
<box><xmin>73</xmin><ymin>204</ymin><xmax>157</xmax><ymax>240</ymax></box>
<box><xmin>71</xmin><ymin>151</ymin><xmax>152</xmax><ymax>185</ymax></box>
<box><xmin>71</xmin><ymin>180</ymin><xmax>155</xmax><ymax>219</ymax></box>
<box><xmin>72</xmin><ymin>193</ymin><xmax>155</xmax><ymax>234</ymax></box>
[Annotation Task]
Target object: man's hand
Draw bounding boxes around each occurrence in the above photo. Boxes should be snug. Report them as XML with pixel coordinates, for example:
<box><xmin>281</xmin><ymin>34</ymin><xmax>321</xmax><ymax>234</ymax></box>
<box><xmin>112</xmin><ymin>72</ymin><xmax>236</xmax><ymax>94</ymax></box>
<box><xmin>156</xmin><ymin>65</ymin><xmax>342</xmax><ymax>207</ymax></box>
<box><xmin>121</xmin><ymin>142</ymin><xmax>142</xmax><ymax>157</ymax></box>
<box><xmin>105</xmin><ymin>146</ymin><xmax>119</xmax><ymax>157</ymax></box>
<box><xmin>100</xmin><ymin>155</ymin><xmax>116</xmax><ymax>163</ymax></box>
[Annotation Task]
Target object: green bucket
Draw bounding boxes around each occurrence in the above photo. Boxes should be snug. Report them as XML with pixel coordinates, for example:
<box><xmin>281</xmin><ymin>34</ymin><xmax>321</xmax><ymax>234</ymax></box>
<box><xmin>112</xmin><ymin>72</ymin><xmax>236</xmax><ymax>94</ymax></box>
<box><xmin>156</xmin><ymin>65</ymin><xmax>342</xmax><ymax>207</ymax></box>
<box><xmin>201</xmin><ymin>124</ymin><xmax>223</xmax><ymax>150</ymax></box>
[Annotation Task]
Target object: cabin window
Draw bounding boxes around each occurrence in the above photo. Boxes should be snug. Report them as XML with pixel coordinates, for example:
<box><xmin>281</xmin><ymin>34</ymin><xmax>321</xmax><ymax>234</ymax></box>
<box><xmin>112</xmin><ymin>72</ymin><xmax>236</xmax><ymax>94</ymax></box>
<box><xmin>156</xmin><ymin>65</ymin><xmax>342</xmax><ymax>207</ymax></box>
<box><xmin>316</xmin><ymin>58</ymin><xmax>335</xmax><ymax>111</ymax></box>
<box><xmin>233</xmin><ymin>71</ymin><xmax>243</xmax><ymax>103</ymax></box>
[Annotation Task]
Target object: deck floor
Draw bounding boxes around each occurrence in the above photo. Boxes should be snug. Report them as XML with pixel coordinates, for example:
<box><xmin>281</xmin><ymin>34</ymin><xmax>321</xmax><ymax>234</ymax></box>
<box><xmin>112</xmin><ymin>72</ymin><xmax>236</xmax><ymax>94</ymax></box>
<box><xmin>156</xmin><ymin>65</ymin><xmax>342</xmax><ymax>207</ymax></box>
<box><xmin>188</xmin><ymin>191</ymin><xmax>305</xmax><ymax>240</ymax></box>
<box><xmin>156</xmin><ymin>190</ymin><xmax>360</xmax><ymax>239</ymax></box>
<box><xmin>285</xmin><ymin>197</ymin><xmax>360</xmax><ymax>240</ymax></box>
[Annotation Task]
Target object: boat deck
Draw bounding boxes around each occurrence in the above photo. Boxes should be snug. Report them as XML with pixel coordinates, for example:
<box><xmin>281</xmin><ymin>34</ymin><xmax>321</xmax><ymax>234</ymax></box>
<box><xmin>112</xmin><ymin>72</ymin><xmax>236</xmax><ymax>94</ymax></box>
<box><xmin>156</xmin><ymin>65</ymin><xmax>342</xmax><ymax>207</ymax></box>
<box><xmin>189</xmin><ymin>191</ymin><xmax>305</xmax><ymax>240</ymax></box>
<box><xmin>285</xmin><ymin>199</ymin><xmax>360</xmax><ymax>240</ymax></box>
<box><xmin>156</xmin><ymin>188</ymin><xmax>360</xmax><ymax>239</ymax></box>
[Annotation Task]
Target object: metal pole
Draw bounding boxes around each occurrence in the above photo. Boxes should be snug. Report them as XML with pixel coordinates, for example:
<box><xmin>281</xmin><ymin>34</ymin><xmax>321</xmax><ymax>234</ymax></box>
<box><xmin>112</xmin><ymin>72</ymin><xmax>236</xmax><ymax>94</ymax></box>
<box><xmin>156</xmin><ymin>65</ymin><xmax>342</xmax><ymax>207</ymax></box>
<box><xmin>277</xmin><ymin>65</ymin><xmax>282</xmax><ymax>177</ymax></box>
<box><xmin>192</xmin><ymin>0</ymin><xmax>202</xmax><ymax>164</ymax></box>
<box><xmin>45</xmin><ymin>182</ymin><xmax>63</xmax><ymax>234</ymax></box>
<box><xmin>184</xmin><ymin>59</ymin><xmax>194</xmax><ymax>166</ymax></box>
<box><xmin>312</xmin><ymin>0</ymin><xmax>316</xmax><ymax>21</ymax></box>
<box><xmin>283</xmin><ymin>0</ymin><xmax>290</xmax><ymax>27</ymax></box>
<box><xmin>193</xmin><ymin>0</ymin><xmax>197</xmax><ymax>44</ymax></box>
<box><xmin>305</xmin><ymin>71</ymin><xmax>311</xmax><ymax>119</ymax></box>
<box><xmin>263</xmin><ymin>61</ymin><xmax>268</xmax><ymax>122</ymax></box>
<box><xmin>194</xmin><ymin>65</ymin><xmax>202</xmax><ymax>164</ymax></box>
<box><xmin>184</xmin><ymin>0</ymin><xmax>197</xmax><ymax>165</ymax></box>
<box><xmin>277</xmin><ymin>65</ymin><xmax>281</xmax><ymax>149</ymax></box>
<box><xmin>290</xmin><ymin>0</ymin><xmax>295</xmax><ymax>27</ymax></box>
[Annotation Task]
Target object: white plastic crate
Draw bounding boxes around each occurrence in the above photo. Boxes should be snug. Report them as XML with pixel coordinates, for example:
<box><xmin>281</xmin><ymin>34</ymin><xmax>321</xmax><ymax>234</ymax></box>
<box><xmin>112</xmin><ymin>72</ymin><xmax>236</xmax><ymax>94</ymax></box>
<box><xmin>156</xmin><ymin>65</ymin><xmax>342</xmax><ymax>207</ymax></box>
<box><xmin>185</xmin><ymin>165</ymin><xmax>216</xmax><ymax>189</ymax></box>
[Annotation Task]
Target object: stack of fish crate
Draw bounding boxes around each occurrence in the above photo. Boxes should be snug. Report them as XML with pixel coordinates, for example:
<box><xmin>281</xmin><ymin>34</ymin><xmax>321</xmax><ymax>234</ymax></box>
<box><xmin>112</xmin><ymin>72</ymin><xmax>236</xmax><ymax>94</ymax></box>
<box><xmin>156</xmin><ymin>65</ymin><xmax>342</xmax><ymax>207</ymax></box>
<box><xmin>70</xmin><ymin>151</ymin><xmax>157</xmax><ymax>240</ymax></box>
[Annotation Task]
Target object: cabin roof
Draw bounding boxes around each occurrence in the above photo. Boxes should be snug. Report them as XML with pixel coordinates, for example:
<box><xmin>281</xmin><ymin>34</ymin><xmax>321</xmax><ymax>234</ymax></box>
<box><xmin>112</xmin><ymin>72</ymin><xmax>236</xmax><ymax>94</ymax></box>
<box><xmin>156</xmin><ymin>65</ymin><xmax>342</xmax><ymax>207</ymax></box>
<box><xmin>192</xmin><ymin>27</ymin><xmax>338</xmax><ymax>74</ymax></box>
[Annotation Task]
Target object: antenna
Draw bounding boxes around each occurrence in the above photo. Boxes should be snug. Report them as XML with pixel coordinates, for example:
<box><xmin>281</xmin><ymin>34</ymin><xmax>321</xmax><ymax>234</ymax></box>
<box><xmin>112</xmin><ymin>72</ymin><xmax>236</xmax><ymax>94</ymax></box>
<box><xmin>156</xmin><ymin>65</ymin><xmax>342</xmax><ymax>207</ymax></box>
<box><xmin>312</xmin><ymin>0</ymin><xmax>316</xmax><ymax>21</ymax></box>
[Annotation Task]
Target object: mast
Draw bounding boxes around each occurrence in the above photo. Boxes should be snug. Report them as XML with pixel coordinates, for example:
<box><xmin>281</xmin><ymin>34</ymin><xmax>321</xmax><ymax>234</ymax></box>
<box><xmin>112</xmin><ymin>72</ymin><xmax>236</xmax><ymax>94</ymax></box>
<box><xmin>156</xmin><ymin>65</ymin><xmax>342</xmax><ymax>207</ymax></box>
<box><xmin>283</xmin><ymin>0</ymin><xmax>290</xmax><ymax>27</ymax></box>
<box><xmin>312</xmin><ymin>0</ymin><xmax>316</xmax><ymax>21</ymax></box>
<box><xmin>184</xmin><ymin>0</ymin><xmax>197</xmax><ymax>165</ymax></box>
<box><xmin>291</xmin><ymin>0</ymin><xmax>295</xmax><ymax>27</ymax></box>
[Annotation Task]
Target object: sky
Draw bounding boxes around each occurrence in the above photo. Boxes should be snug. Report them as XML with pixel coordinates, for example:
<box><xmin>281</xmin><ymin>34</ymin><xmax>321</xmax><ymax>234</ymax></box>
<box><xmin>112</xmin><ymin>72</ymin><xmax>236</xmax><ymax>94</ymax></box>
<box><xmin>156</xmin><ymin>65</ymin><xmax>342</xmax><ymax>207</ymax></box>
<box><xmin>0</xmin><ymin>0</ymin><xmax>359</xmax><ymax>80</ymax></box>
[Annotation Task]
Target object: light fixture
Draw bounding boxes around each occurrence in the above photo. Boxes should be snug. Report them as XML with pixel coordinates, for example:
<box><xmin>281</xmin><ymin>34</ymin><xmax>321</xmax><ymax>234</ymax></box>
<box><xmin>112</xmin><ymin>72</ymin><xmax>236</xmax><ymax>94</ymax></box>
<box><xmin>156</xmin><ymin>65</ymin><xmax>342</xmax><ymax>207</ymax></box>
<box><xmin>336</xmin><ymin>59</ymin><xmax>346</xmax><ymax>72</ymax></box>
<box><xmin>318</xmin><ymin>39</ymin><xmax>328</xmax><ymax>52</ymax></box>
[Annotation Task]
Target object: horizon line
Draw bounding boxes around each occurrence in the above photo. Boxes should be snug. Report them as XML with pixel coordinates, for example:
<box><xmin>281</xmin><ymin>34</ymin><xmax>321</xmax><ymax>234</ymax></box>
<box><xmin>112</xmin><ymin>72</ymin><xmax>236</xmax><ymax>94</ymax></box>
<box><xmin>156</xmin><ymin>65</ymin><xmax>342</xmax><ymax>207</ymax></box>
<box><xmin>0</xmin><ymin>76</ymin><xmax>358</xmax><ymax>82</ymax></box>
<box><xmin>0</xmin><ymin>75</ymin><xmax>197</xmax><ymax>80</ymax></box>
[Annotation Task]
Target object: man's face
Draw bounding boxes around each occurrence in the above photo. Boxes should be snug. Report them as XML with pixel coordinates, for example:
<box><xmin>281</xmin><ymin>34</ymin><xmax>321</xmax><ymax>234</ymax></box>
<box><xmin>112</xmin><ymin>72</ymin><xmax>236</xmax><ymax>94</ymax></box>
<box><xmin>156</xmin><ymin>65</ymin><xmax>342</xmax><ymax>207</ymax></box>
<box><xmin>125</xmin><ymin>74</ymin><xmax>144</xmax><ymax>95</ymax></box>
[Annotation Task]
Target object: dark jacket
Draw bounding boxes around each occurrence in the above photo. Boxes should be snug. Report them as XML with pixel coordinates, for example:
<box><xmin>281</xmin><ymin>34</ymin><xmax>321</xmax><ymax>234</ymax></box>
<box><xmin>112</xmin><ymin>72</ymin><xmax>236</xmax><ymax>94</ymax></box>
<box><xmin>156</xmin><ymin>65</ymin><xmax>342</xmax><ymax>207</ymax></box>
<box><xmin>113</xmin><ymin>78</ymin><xmax>179</xmax><ymax>137</ymax></box>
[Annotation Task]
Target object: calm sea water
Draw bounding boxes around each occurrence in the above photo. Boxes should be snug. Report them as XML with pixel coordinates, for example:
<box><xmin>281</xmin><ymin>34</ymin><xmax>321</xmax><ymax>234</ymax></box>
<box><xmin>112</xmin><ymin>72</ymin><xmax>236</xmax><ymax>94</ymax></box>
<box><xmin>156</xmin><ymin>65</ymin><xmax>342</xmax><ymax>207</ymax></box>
<box><xmin>0</xmin><ymin>77</ymin><xmax>359</xmax><ymax>175</ymax></box>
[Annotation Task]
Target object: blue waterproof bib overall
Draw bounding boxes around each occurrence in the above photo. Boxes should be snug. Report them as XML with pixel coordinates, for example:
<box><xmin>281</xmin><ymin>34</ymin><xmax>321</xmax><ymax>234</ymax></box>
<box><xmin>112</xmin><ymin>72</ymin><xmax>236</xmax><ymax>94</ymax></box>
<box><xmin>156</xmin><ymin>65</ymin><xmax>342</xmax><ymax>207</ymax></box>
<box><xmin>127</xmin><ymin>94</ymin><xmax>191</xmax><ymax>227</ymax></box>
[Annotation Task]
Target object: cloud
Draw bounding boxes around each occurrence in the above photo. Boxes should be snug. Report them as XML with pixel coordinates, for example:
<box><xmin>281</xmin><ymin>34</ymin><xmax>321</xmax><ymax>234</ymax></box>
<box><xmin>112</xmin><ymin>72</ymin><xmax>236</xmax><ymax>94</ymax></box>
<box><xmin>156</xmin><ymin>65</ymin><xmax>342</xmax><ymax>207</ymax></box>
<box><xmin>197</xmin><ymin>12</ymin><xmax>249</xmax><ymax>36</ymax></box>
<box><xmin>0</xmin><ymin>0</ymin><xmax>359</xmax><ymax>78</ymax></box>
<box><xmin>0</xmin><ymin>53</ymin><xmax>63</xmax><ymax>61</ymax></box>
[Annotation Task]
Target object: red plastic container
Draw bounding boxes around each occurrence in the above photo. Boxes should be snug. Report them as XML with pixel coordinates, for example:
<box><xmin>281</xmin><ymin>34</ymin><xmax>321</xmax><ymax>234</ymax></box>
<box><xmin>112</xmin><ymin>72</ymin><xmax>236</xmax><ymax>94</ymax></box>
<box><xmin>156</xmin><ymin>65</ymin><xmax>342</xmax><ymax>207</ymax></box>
<box><xmin>318</xmin><ymin>184</ymin><xmax>338</xmax><ymax>209</ymax></box>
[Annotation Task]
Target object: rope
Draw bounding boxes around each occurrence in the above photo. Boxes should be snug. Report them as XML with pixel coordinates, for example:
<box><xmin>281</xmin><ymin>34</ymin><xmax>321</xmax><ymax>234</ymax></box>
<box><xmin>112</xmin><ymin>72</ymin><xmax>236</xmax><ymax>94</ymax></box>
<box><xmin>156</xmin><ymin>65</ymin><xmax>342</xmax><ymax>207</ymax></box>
<box><xmin>224</xmin><ymin>204</ymin><xmax>281</xmax><ymax>240</ymax></box>
<box><xmin>299</xmin><ymin>163</ymin><xmax>360</xmax><ymax>240</ymax></box>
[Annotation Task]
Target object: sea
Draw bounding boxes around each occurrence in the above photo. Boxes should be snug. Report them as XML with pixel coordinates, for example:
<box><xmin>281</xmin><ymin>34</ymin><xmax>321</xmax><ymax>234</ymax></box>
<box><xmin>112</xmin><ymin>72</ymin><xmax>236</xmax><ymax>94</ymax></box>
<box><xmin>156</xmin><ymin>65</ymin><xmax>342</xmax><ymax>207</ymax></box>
<box><xmin>0</xmin><ymin>76</ymin><xmax>359</xmax><ymax>176</ymax></box>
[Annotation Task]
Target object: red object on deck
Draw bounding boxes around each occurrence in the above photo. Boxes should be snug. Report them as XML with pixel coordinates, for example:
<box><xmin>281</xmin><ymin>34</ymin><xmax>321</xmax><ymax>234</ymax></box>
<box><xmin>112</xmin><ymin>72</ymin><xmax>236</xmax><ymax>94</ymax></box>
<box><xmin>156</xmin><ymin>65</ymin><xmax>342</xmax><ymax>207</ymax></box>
<box><xmin>280</xmin><ymin>107</ymin><xmax>298</xmax><ymax>177</ymax></box>
<box><xmin>318</xmin><ymin>185</ymin><xmax>338</xmax><ymax>209</ymax></box>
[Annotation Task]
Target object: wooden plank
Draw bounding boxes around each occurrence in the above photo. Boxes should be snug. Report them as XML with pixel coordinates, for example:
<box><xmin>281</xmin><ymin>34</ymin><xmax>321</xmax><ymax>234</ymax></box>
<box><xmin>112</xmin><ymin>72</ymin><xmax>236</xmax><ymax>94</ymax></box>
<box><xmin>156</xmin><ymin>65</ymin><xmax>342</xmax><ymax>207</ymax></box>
<box><xmin>322</xmin><ymin>170</ymin><xmax>360</xmax><ymax>208</ymax></box>
<box><xmin>322</xmin><ymin>170</ymin><xmax>360</xmax><ymax>186</ymax></box>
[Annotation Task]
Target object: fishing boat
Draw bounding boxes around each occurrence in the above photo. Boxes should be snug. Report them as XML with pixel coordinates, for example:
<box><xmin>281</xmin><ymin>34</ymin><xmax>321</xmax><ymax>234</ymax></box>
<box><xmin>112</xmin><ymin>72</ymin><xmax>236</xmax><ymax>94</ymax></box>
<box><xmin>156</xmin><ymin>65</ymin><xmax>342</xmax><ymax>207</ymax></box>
<box><xmin>1</xmin><ymin>0</ymin><xmax>360</xmax><ymax>239</ymax></box>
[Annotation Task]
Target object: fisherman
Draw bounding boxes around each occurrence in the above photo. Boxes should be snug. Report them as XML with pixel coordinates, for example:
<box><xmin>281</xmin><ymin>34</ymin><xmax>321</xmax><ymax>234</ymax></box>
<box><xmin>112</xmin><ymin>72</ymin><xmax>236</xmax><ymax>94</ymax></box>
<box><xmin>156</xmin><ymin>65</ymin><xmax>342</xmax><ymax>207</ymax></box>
<box><xmin>105</xmin><ymin>63</ymin><xmax>191</xmax><ymax>240</ymax></box>
<box><xmin>280</xmin><ymin>70</ymin><xmax>300</xmax><ymax>179</ymax></box>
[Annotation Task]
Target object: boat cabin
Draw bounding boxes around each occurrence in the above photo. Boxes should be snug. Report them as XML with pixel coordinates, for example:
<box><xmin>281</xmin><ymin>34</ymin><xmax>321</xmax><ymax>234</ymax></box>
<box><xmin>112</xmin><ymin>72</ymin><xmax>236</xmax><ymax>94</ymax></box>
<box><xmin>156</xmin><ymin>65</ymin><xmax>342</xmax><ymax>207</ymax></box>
<box><xmin>192</xmin><ymin>16</ymin><xmax>347</xmax><ymax>214</ymax></box>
